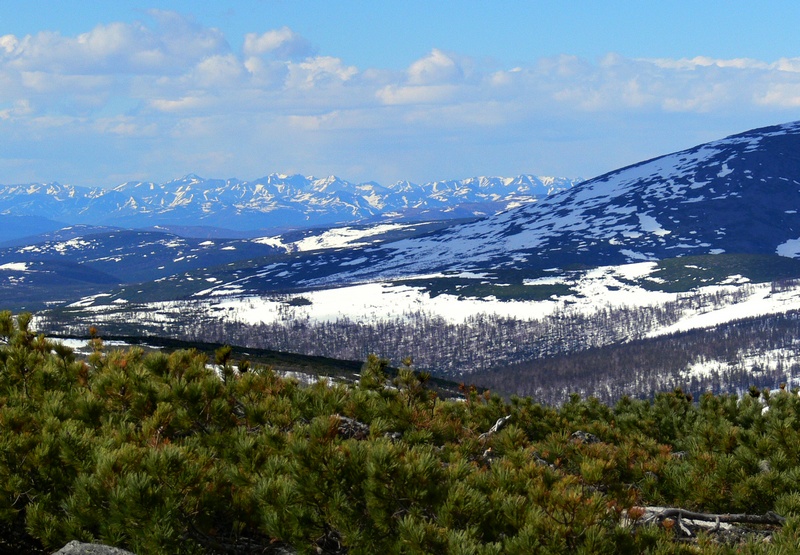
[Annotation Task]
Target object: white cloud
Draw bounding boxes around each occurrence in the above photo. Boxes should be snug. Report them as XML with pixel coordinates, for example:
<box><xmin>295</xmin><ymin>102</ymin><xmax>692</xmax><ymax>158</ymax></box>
<box><xmin>407</xmin><ymin>49</ymin><xmax>463</xmax><ymax>85</ymax></box>
<box><xmin>7</xmin><ymin>14</ymin><xmax>798</xmax><ymax>126</ymax></box>
<box><xmin>755</xmin><ymin>84</ymin><xmax>800</xmax><ymax>107</ymax></box>
<box><xmin>242</xmin><ymin>56</ymin><xmax>289</xmax><ymax>87</ymax></box>
<box><xmin>149</xmin><ymin>96</ymin><xmax>212</xmax><ymax>113</ymax></box>
<box><xmin>0</xmin><ymin>34</ymin><xmax>18</xmax><ymax>54</ymax></box>
<box><xmin>1</xmin><ymin>13</ymin><xmax>226</xmax><ymax>75</ymax></box>
<box><xmin>775</xmin><ymin>58</ymin><xmax>800</xmax><ymax>73</ymax></box>
<box><xmin>144</xmin><ymin>9</ymin><xmax>228</xmax><ymax>66</ymax></box>
<box><xmin>2</xmin><ymin>12</ymin><xmax>800</xmax><ymax>187</ymax></box>
<box><xmin>493</xmin><ymin>53</ymin><xmax>800</xmax><ymax>114</ymax></box>
<box><xmin>243</xmin><ymin>27</ymin><xmax>315</xmax><ymax>60</ymax></box>
<box><xmin>376</xmin><ymin>84</ymin><xmax>457</xmax><ymax>105</ymax></box>
<box><xmin>287</xmin><ymin>111</ymin><xmax>343</xmax><ymax>131</ymax></box>
<box><xmin>285</xmin><ymin>56</ymin><xmax>358</xmax><ymax>88</ymax></box>
<box><xmin>0</xmin><ymin>98</ymin><xmax>31</xmax><ymax>120</ymax></box>
<box><xmin>193</xmin><ymin>54</ymin><xmax>246</xmax><ymax>87</ymax></box>
<box><xmin>646</xmin><ymin>56</ymin><xmax>772</xmax><ymax>71</ymax></box>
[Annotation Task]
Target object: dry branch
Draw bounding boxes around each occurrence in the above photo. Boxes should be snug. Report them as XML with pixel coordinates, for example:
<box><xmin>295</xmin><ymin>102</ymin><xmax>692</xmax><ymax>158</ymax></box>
<box><xmin>654</xmin><ymin>508</ymin><xmax>786</xmax><ymax>526</ymax></box>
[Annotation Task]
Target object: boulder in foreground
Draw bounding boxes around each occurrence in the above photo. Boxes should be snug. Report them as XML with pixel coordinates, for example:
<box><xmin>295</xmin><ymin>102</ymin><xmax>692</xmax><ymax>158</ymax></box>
<box><xmin>53</xmin><ymin>541</ymin><xmax>136</xmax><ymax>555</ymax></box>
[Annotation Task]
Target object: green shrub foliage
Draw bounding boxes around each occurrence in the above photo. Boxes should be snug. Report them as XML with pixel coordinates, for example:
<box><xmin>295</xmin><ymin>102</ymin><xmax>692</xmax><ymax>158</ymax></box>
<box><xmin>0</xmin><ymin>312</ymin><xmax>798</xmax><ymax>553</ymax></box>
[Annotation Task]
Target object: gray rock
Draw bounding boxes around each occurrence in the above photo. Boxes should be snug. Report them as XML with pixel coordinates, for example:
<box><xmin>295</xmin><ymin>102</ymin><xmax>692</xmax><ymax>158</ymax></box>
<box><xmin>52</xmin><ymin>541</ymin><xmax>136</xmax><ymax>555</ymax></box>
<box><xmin>335</xmin><ymin>415</ymin><xmax>370</xmax><ymax>440</ymax></box>
<box><xmin>571</xmin><ymin>430</ymin><xmax>601</xmax><ymax>444</ymax></box>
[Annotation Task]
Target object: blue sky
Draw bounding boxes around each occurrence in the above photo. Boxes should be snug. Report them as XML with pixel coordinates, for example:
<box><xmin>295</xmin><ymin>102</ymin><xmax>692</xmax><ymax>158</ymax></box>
<box><xmin>1</xmin><ymin>1</ymin><xmax>800</xmax><ymax>187</ymax></box>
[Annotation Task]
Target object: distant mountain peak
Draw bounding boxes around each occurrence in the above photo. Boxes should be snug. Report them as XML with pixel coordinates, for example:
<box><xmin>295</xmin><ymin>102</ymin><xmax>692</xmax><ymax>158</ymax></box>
<box><xmin>0</xmin><ymin>172</ymin><xmax>580</xmax><ymax>232</ymax></box>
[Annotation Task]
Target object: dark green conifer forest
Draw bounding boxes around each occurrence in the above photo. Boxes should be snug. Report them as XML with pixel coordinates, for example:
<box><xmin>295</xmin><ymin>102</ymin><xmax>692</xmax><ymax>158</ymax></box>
<box><xmin>1</xmin><ymin>311</ymin><xmax>800</xmax><ymax>554</ymax></box>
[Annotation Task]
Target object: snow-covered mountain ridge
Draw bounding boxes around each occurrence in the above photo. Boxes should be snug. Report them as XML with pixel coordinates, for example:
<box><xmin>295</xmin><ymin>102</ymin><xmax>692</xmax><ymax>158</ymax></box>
<box><xmin>32</xmin><ymin>120</ymin><xmax>800</xmax><ymax>306</ymax></box>
<box><xmin>250</xmin><ymin>120</ymin><xmax>800</xmax><ymax>286</ymax></box>
<box><xmin>0</xmin><ymin>173</ymin><xmax>580</xmax><ymax>234</ymax></box>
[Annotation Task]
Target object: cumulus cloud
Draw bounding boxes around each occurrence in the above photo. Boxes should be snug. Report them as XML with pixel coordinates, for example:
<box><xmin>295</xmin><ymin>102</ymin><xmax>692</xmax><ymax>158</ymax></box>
<box><xmin>286</xmin><ymin>56</ymin><xmax>358</xmax><ymax>88</ymax></box>
<box><xmin>756</xmin><ymin>84</ymin><xmax>800</xmax><ymax>107</ymax></box>
<box><xmin>243</xmin><ymin>27</ymin><xmax>315</xmax><ymax>60</ymax></box>
<box><xmin>0</xmin><ymin>12</ymin><xmax>227</xmax><ymax>77</ymax></box>
<box><xmin>407</xmin><ymin>49</ymin><xmax>464</xmax><ymax>85</ymax></box>
<box><xmin>149</xmin><ymin>96</ymin><xmax>212</xmax><ymax>113</ymax></box>
<box><xmin>5</xmin><ymin>13</ymin><xmax>798</xmax><ymax>125</ymax></box>
<box><xmin>192</xmin><ymin>54</ymin><xmax>246</xmax><ymax>88</ymax></box>
<box><xmin>0</xmin><ymin>34</ymin><xmax>18</xmax><ymax>56</ymax></box>
<box><xmin>242</xmin><ymin>56</ymin><xmax>289</xmax><ymax>87</ymax></box>
<box><xmin>144</xmin><ymin>9</ymin><xmax>228</xmax><ymax>65</ymax></box>
<box><xmin>476</xmin><ymin>52</ymin><xmax>800</xmax><ymax>115</ymax></box>
<box><xmin>3</xmin><ymin>10</ymin><xmax>800</xmax><ymax>186</ymax></box>
<box><xmin>375</xmin><ymin>49</ymin><xmax>480</xmax><ymax>106</ymax></box>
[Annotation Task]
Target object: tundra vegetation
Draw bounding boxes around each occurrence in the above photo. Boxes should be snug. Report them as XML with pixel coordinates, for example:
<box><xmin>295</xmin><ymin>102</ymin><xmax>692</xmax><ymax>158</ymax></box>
<box><xmin>1</xmin><ymin>311</ymin><xmax>800</xmax><ymax>554</ymax></box>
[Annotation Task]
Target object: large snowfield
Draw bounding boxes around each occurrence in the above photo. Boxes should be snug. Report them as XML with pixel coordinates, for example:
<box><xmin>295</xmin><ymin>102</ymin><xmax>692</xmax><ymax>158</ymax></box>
<box><xmin>65</xmin><ymin>260</ymin><xmax>800</xmax><ymax>338</ymax></box>
<box><xmin>192</xmin><ymin>262</ymin><xmax>799</xmax><ymax>333</ymax></box>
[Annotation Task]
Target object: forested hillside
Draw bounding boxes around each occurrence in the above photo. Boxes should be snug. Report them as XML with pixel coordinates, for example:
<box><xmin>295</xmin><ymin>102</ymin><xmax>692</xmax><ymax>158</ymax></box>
<box><xmin>473</xmin><ymin>310</ymin><xmax>800</xmax><ymax>403</ymax></box>
<box><xmin>38</xmin><ymin>283</ymin><xmax>799</xmax><ymax>404</ymax></box>
<box><xmin>2</xmin><ymin>312</ymin><xmax>800</xmax><ymax>554</ymax></box>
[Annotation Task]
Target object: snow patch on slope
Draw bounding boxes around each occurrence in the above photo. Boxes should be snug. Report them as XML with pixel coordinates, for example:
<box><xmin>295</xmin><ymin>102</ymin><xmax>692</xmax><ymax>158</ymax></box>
<box><xmin>682</xmin><ymin>348</ymin><xmax>800</xmax><ymax>381</ymax></box>
<box><xmin>648</xmin><ymin>283</ymin><xmax>800</xmax><ymax>337</ymax></box>
<box><xmin>185</xmin><ymin>263</ymin><xmax>800</xmax><ymax>343</ymax></box>
<box><xmin>0</xmin><ymin>262</ymin><xmax>29</xmax><ymax>271</ymax></box>
<box><xmin>637</xmin><ymin>213</ymin><xmax>670</xmax><ymax>236</ymax></box>
<box><xmin>253</xmin><ymin>223</ymin><xmax>418</xmax><ymax>253</ymax></box>
<box><xmin>776</xmin><ymin>238</ymin><xmax>800</xmax><ymax>257</ymax></box>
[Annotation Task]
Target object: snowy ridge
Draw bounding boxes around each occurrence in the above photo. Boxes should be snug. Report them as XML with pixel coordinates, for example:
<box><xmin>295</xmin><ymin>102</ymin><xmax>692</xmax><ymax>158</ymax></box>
<box><xmin>57</xmin><ymin>120</ymin><xmax>800</xmax><ymax>312</ymax></box>
<box><xmin>252</xmin><ymin>223</ymin><xmax>420</xmax><ymax>253</ymax></box>
<box><xmin>26</xmin><ymin>120</ymin><xmax>800</xmax><ymax>306</ymax></box>
<box><xmin>0</xmin><ymin>173</ymin><xmax>580</xmax><ymax>234</ymax></box>
<box><xmin>10</xmin><ymin>119</ymin><xmax>800</xmax><ymax>403</ymax></box>
<box><xmin>26</xmin><ymin>120</ymin><xmax>800</xmax><ymax>399</ymax></box>
<box><xmin>232</xmin><ymin>120</ymin><xmax>800</xmax><ymax>287</ymax></box>
<box><xmin>429</xmin><ymin>121</ymin><xmax>800</xmax><ymax>267</ymax></box>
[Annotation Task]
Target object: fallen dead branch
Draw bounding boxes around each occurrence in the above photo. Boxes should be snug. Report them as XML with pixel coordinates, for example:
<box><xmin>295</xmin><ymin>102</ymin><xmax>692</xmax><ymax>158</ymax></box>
<box><xmin>626</xmin><ymin>506</ymin><xmax>785</xmax><ymax>543</ymax></box>
<box><xmin>651</xmin><ymin>508</ymin><xmax>786</xmax><ymax>527</ymax></box>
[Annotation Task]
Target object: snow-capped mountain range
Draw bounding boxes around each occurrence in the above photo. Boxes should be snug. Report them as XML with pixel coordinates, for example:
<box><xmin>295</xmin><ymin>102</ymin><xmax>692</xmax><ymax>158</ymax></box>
<box><xmin>0</xmin><ymin>173</ymin><xmax>580</xmax><ymax>239</ymax></box>
<box><xmin>7</xmin><ymin>120</ymin><xmax>800</xmax><ymax>308</ymax></box>
<box><xmin>225</xmin><ymin>120</ymin><xmax>800</xmax><ymax>290</ymax></box>
<box><xmin>18</xmin><ymin>120</ymin><xmax>800</xmax><ymax>400</ymax></box>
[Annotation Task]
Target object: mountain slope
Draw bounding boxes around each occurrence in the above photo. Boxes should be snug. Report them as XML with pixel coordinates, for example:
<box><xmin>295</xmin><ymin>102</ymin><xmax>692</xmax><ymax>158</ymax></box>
<box><xmin>383</xmin><ymin>122</ymin><xmax>800</xmax><ymax>269</ymax></box>
<box><xmin>0</xmin><ymin>220</ymin><xmax>467</xmax><ymax>310</ymax></box>
<box><xmin>0</xmin><ymin>215</ymin><xmax>67</xmax><ymax>244</ymax></box>
<box><xmin>37</xmin><ymin>120</ymin><xmax>800</xmax><ymax>305</ymax></box>
<box><xmin>207</xmin><ymin>120</ymin><xmax>800</xmax><ymax>293</ymax></box>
